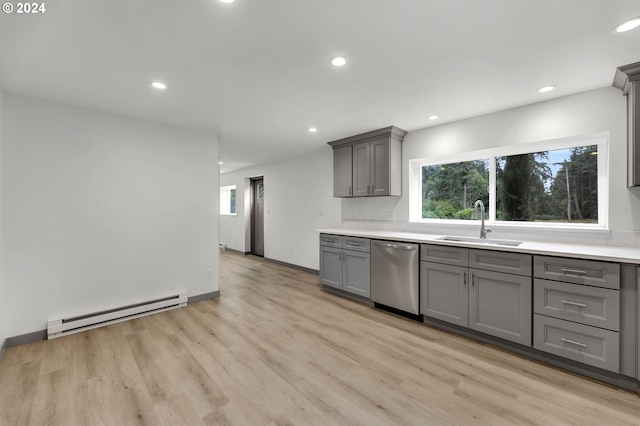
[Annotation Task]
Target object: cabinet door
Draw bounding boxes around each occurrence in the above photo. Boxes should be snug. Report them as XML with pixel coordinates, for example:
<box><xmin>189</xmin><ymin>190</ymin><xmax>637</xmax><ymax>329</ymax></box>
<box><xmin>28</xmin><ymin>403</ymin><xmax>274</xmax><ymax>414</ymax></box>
<box><xmin>420</xmin><ymin>262</ymin><xmax>468</xmax><ymax>327</ymax></box>
<box><xmin>369</xmin><ymin>137</ymin><xmax>390</xmax><ymax>196</ymax></box>
<box><xmin>333</xmin><ymin>146</ymin><xmax>353</xmax><ymax>197</ymax></box>
<box><xmin>469</xmin><ymin>269</ymin><xmax>532</xmax><ymax>346</ymax></box>
<box><xmin>320</xmin><ymin>246</ymin><xmax>342</xmax><ymax>289</ymax></box>
<box><xmin>342</xmin><ymin>250</ymin><xmax>371</xmax><ymax>298</ymax></box>
<box><xmin>352</xmin><ymin>142</ymin><xmax>370</xmax><ymax>197</ymax></box>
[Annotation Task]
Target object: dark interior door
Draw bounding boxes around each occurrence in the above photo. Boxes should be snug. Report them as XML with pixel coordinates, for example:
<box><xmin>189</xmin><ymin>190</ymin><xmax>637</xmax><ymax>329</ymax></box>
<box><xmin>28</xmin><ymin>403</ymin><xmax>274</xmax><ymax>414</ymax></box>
<box><xmin>251</xmin><ymin>178</ymin><xmax>264</xmax><ymax>256</ymax></box>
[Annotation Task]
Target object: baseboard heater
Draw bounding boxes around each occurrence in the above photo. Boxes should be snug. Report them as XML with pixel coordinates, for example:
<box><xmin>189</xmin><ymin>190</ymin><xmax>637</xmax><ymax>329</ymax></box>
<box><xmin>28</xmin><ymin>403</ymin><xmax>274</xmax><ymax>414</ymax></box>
<box><xmin>47</xmin><ymin>292</ymin><xmax>187</xmax><ymax>339</ymax></box>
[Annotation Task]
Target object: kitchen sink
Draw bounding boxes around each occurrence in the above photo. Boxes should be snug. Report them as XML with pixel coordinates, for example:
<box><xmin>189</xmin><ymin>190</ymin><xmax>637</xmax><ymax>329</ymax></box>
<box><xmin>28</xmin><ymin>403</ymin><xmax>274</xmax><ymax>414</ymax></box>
<box><xmin>436</xmin><ymin>236</ymin><xmax>523</xmax><ymax>247</ymax></box>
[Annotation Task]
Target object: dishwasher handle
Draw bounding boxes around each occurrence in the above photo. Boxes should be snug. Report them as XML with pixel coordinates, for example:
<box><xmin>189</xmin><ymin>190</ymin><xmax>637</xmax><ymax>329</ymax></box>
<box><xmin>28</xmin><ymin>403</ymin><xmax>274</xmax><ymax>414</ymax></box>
<box><xmin>372</xmin><ymin>241</ymin><xmax>417</xmax><ymax>250</ymax></box>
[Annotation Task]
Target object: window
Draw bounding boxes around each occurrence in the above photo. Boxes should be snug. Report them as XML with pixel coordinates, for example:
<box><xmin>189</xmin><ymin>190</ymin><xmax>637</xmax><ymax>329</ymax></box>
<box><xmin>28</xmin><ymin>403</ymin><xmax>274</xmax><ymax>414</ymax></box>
<box><xmin>422</xmin><ymin>159</ymin><xmax>490</xmax><ymax>219</ymax></box>
<box><xmin>220</xmin><ymin>185</ymin><xmax>236</xmax><ymax>215</ymax></box>
<box><xmin>416</xmin><ymin>135</ymin><xmax>607</xmax><ymax>228</ymax></box>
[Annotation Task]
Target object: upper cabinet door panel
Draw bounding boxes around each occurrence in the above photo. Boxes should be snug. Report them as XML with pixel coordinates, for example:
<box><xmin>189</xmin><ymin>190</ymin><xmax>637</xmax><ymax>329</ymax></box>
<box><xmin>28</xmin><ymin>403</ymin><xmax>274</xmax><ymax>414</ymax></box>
<box><xmin>370</xmin><ymin>137</ymin><xmax>390</xmax><ymax>196</ymax></box>
<box><xmin>352</xmin><ymin>142</ymin><xmax>370</xmax><ymax>197</ymax></box>
<box><xmin>333</xmin><ymin>146</ymin><xmax>353</xmax><ymax>197</ymax></box>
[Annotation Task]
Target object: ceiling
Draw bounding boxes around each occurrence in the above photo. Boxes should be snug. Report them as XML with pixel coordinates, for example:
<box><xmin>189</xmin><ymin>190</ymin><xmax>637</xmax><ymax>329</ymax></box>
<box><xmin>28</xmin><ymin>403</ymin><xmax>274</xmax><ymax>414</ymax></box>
<box><xmin>1</xmin><ymin>1</ymin><xmax>639</xmax><ymax>173</ymax></box>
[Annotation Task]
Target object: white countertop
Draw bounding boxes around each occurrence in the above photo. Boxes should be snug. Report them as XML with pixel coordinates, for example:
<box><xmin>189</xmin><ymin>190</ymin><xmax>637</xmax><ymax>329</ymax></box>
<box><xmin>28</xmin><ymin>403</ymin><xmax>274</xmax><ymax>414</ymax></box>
<box><xmin>317</xmin><ymin>228</ymin><xmax>640</xmax><ymax>264</ymax></box>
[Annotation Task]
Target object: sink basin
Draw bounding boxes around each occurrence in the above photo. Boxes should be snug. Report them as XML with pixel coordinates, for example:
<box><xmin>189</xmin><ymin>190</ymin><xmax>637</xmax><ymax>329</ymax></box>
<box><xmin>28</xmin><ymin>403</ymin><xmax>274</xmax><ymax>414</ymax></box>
<box><xmin>436</xmin><ymin>236</ymin><xmax>523</xmax><ymax>247</ymax></box>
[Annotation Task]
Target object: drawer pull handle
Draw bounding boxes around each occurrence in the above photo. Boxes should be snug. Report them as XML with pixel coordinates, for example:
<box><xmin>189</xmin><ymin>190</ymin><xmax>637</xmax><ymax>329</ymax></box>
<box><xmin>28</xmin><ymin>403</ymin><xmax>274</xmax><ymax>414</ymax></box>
<box><xmin>560</xmin><ymin>268</ymin><xmax>588</xmax><ymax>276</ymax></box>
<box><xmin>560</xmin><ymin>300</ymin><xmax>587</xmax><ymax>309</ymax></box>
<box><xmin>560</xmin><ymin>338</ymin><xmax>587</xmax><ymax>348</ymax></box>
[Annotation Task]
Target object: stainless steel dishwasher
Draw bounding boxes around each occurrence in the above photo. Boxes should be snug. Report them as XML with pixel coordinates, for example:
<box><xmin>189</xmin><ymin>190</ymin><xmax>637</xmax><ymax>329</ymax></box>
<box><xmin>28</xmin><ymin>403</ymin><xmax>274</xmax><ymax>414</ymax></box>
<box><xmin>371</xmin><ymin>240</ymin><xmax>421</xmax><ymax>318</ymax></box>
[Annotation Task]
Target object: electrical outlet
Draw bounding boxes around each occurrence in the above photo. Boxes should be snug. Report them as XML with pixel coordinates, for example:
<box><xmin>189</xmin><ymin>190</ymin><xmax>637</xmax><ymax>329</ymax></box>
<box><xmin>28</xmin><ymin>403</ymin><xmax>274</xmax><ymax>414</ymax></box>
<box><xmin>206</xmin><ymin>268</ymin><xmax>213</xmax><ymax>279</ymax></box>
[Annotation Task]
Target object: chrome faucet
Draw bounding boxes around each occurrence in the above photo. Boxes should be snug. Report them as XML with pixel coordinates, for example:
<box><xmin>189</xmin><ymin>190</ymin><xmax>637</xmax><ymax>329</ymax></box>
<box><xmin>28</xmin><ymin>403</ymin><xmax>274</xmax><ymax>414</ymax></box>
<box><xmin>472</xmin><ymin>200</ymin><xmax>491</xmax><ymax>239</ymax></box>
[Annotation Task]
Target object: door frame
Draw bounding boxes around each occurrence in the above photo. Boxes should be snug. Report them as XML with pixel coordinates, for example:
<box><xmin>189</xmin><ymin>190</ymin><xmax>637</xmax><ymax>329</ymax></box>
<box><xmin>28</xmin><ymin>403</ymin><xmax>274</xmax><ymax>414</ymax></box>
<box><xmin>250</xmin><ymin>176</ymin><xmax>264</xmax><ymax>256</ymax></box>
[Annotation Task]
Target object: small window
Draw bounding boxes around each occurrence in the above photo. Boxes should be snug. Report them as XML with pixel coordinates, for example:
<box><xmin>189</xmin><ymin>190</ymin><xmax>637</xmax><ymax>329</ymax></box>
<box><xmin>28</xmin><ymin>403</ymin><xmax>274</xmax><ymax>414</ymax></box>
<box><xmin>220</xmin><ymin>185</ymin><xmax>236</xmax><ymax>215</ymax></box>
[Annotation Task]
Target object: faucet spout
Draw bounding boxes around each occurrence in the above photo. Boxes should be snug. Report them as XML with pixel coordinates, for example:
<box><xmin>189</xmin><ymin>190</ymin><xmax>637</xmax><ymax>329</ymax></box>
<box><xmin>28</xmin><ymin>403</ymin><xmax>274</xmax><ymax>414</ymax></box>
<box><xmin>473</xmin><ymin>200</ymin><xmax>491</xmax><ymax>239</ymax></box>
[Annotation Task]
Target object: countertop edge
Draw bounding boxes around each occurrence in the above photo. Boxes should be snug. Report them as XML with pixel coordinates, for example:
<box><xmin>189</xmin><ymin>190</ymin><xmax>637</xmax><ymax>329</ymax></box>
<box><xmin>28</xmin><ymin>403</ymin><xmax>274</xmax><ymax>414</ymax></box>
<box><xmin>317</xmin><ymin>228</ymin><xmax>640</xmax><ymax>265</ymax></box>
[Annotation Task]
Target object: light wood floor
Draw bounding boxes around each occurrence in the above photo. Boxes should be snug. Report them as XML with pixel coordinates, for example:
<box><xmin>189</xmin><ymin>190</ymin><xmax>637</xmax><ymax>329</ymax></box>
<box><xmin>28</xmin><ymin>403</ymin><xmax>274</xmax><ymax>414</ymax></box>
<box><xmin>1</xmin><ymin>252</ymin><xmax>638</xmax><ymax>425</ymax></box>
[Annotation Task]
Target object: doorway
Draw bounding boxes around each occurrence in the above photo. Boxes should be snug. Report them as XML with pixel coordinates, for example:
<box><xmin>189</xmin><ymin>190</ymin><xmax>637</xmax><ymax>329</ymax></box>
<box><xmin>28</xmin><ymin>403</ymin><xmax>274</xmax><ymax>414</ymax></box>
<box><xmin>250</xmin><ymin>177</ymin><xmax>264</xmax><ymax>257</ymax></box>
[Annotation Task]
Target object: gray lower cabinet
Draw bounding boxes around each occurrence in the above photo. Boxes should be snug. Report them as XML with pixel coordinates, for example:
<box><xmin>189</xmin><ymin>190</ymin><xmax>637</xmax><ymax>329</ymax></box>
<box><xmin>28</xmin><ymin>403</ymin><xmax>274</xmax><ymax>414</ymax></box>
<box><xmin>420</xmin><ymin>245</ymin><xmax>532</xmax><ymax>346</ymax></box>
<box><xmin>468</xmin><ymin>269</ymin><xmax>532</xmax><ymax>346</ymax></box>
<box><xmin>534</xmin><ymin>314</ymin><xmax>620</xmax><ymax>373</ymax></box>
<box><xmin>342</xmin><ymin>250</ymin><xmax>371</xmax><ymax>297</ymax></box>
<box><xmin>319</xmin><ymin>234</ymin><xmax>371</xmax><ymax>298</ymax></box>
<box><xmin>420</xmin><ymin>261</ymin><xmax>468</xmax><ymax>327</ymax></box>
<box><xmin>319</xmin><ymin>245</ymin><xmax>342</xmax><ymax>289</ymax></box>
<box><xmin>533</xmin><ymin>255</ymin><xmax>622</xmax><ymax>373</ymax></box>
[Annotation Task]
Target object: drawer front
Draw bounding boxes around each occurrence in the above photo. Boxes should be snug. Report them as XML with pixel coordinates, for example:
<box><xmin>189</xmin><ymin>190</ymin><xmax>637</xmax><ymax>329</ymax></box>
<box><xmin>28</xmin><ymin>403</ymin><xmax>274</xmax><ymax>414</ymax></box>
<box><xmin>469</xmin><ymin>249</ymin><xmax>532</xmax><ymax>276</ymax></box>
<box><xmin>534</xmin><ymin>279</ymin><xmax>620</xmax><ymax>331</ymax></box>
<box><xmin>320</xmin><ymin>234</ymin><xmax>343</xmax><ymax>248</ymax></box>
<box><xmin>421</xmin><ymin>244</ymin><xmax>469</xmax><ymax>267</ymax></box>
<box><xmin>534</xmin><ymin>314</ymin><xmax>620</xmax><ymax>373</ymax></box>
<box><xmin>533</xmin><ymin>256</ymin><xmax>620</xmax><ymax>289</ymax></box>
<box><xmin>342</xmin><ymin>236</ymin><xmax>371</xmax><ymax>253</ymax></box>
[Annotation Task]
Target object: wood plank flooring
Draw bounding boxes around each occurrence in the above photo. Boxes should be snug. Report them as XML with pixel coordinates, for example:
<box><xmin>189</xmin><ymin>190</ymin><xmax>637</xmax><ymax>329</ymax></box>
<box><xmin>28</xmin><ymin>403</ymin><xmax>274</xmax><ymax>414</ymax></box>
<box><xmin>1</xmin><ymin>251</ymin><xmax>638</xmax><ymax>425</ymax></box>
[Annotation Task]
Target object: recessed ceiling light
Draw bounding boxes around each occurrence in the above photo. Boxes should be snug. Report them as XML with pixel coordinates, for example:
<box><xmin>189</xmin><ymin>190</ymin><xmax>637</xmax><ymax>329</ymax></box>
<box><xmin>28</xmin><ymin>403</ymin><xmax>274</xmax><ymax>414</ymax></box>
<box><xmin>151</xmin><ymin>81</ymin><xmax>166</xmax><ymax>90</ymax></box>
<box><xmin>331</xmin><ymin>56</ymin><xmax>347</xmax><ymax>67</ymax></box>
<box><xmin>428</xmin><ymin>115</ymin><xmax>439</xmax><ymax>120</ymax></box>
<box><xmin>538</xmin><ymin>85</ymin><xmax>556</xmax><ymax>93</ymax></box>
<box><xmin>219</xmin><ymin>161</ymin><xmax>223</xmax><ymax>165</ymax></box>
<box><xmin>308</xmin><ymin>127</ymin><xmax>318</xmax><ymax>133</ymax></box>
<box><xmin>615</xmin><ymin>17</ymin><xmax>640</xmax><ymax>33</ymax></box>
<box><xmin>219</xmin><ymin>0</ymin><xmax>235</xmax><ymax>3</ymax></box>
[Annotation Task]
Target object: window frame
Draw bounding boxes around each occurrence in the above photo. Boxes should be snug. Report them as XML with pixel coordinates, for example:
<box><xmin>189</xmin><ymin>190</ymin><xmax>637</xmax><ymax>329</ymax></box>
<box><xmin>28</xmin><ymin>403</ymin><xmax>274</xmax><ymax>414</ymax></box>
<box><xmin>219</xmin><ymin>184</ymin><xmax>237</xmax><ymax>216</ymax></box>
<box><xmin>410</xmin><ymin>133</ymin><xmax>609</xmax><ymax>229</ymax></box>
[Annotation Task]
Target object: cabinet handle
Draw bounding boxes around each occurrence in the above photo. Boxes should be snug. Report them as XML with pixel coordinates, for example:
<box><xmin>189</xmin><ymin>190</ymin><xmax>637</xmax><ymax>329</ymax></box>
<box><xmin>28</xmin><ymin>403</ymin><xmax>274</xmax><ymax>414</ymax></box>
<box><xmin>561</xmin><ymin>300</ymin><xmax>587</xmax><ymax>309</ymax></box>
<box><xmin>560</xmin><ymin>268</ymin><xmax>588</xmax><ymax>276</ymax></box>
<box><xmin>560</xmin><ymin>338</ymin><xmax>587</xmax><ymax>348</ymax></box>
<box><xmin>463</xmin><ymin>271</ymin><xmax>467</xmax><ymax>287</ymax></box>
<box><xmin>470</xmin><ymin>272</ymin><xmax>474</xmax><ymax>287</ymax></box>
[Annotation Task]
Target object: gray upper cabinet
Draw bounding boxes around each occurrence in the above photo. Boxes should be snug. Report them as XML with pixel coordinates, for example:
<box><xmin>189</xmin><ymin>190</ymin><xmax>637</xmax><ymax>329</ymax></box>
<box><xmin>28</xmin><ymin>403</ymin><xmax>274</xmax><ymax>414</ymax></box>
<box><xmin>352</xmin><ymin>141</ymin><xmax>371</xmax><ymax>197</ymax></box>
<box><xmin>613</xmin><ymin>61</ymin><xmax>640</xmax><ymax>187</ymax></box>
<box><xmin>328</xmin><ymin>126</ymin><xmax>407</xmax><ymax>197</ymax></box>
<box><xmin>333</xmin><ymin>146</ymin><xmax>353</xmax><ymax>197</ymax></box>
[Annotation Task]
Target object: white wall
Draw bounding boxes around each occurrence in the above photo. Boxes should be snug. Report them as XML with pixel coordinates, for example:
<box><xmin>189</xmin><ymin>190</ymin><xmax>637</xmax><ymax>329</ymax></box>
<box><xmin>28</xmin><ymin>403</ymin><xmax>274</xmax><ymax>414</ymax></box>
<box><xmin>343</xmin><ymin>87</ymin><xmax>640</xmax><ymax>245</ymax></box>
<box><xmin>0</xmin><ymin>87</ymin><xmax>5</xmax><ymax>349</ymax></box>
<box><xmin>220</xmin><ymin>146</ymin><xmax>341</xmax><ymax>270</ymax></box>
<box><xmin>2</xmin><ymin>93</ymin><xmax>219</xmax><ymax>337</ymax></box>
<box><xmin>220</xmin><ymin>87</ymin><xmax>640</xmax><ymax>274</ymax></box>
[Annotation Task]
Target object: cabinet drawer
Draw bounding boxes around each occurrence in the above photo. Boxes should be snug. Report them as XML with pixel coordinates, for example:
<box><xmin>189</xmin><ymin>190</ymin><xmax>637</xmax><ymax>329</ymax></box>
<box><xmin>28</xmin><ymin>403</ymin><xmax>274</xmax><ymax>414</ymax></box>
<box><xmin>534</xmin><ymin>314</ymin><xmax>619</xmax><ymax>373</ymax></box>
<box><xmin>421</xmin><ymin>244</ymin><xmax>469</xmax><ymax>267</ymax></box>
<box><xmin>320</xmin><ymin>234</ymin><xmax>343</xmax><ymax>248</ymax></box>
<box><xmin>534</xmin><ymin>279</ymin><xmax>620</xmax><ymax>331</ymax></box>
<box><xmin>533</xmin><ymin>256</ymin><xmax>620</xmax><ymax>289</ymax></box>
<box><xmin>469</xmin><ymin>249</ymin><xmax>532</xmax><ymax>276</ymax></box>
<box><xmin>343</xmin><ymin>236</ymin><xmax>370</xmax><ymax>253</ymax></box>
